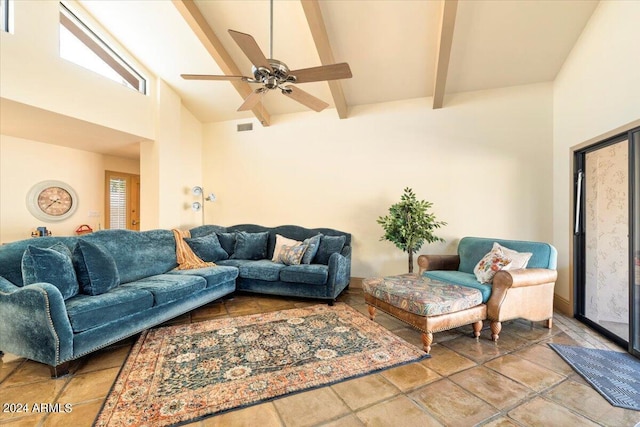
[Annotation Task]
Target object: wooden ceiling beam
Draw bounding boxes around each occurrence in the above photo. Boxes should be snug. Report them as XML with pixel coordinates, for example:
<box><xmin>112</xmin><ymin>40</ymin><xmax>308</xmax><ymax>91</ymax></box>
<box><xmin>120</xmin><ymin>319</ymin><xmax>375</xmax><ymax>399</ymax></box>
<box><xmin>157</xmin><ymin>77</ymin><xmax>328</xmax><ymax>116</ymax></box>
<box><xmin>300</xmin><ymin>0</ymin><xmax>349</xmax><ymax>119</ymax></box>
<box><xmin>432</xmin><ymin>0</ymin><xmax>458</xmax><ymax>109</ymax></box>
<box><xmin>172</xmin><ymin>0</ymin><xmax>271</xmax><ymax>126</ymax></box>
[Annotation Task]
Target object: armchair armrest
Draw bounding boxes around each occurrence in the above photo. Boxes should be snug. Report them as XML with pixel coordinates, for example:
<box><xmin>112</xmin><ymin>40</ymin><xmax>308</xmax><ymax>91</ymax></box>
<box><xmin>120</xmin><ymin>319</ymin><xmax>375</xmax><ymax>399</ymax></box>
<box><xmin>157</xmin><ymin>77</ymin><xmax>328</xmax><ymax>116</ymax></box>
<box><xmin>487</xmin><ymin>268</ymin><xmax>558</xmax><ymax>325</ymax></box>
<box><xmin>417</xmin><ymin>254</ymin><xmax>460</xmax><ymax>275</ymax></box>
<box><xmin>0</xmin><ymin>277</ymin><xmax>74</xmax><ymax>366</ymax></box>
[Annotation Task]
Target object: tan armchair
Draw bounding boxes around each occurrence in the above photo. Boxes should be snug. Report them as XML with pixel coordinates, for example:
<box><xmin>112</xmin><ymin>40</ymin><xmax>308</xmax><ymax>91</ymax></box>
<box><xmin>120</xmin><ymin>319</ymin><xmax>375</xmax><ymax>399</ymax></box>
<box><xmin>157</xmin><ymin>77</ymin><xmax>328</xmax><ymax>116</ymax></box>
<box><xmin>417</xmin><ymin>237</ymin><xmax>558</xmax><ymax>340</ymax></box>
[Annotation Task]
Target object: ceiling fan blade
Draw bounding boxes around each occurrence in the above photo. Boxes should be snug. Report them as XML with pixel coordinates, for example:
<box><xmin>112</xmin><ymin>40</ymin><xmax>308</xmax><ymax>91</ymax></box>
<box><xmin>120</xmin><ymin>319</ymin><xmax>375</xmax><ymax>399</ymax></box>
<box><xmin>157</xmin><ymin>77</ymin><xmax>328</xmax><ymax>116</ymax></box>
<box><xmin>289</xmin><ymin>63</ymin><xmax>352</xmax><ymax>84</ymax></box>
<box><xmin>282</xmin><ymin>86</ymin><xmax>329</xmax><ymax>112</ymax></box>
<box><xmin>228</xmin><ymin>30</ymin><xmax>273</xmax><ymax>72</ymax></box>
<box><xmin>181</xmin><ymin>74</ymin><xmax>249</xmax><ymax>81</ymax></box>
<box><xmin>238</xmin><ymin>88</ymin><xmax>266</xmax><ymax>111</ymax></box>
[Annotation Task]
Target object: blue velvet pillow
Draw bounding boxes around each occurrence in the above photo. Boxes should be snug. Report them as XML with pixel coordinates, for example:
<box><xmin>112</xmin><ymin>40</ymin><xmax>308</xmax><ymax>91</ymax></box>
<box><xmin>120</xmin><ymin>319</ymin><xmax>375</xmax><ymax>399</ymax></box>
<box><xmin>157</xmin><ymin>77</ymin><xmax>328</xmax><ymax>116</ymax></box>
<box><xmin>302</xmin><ymin>234</ymin><xmax>322</xmax><ymax>264</ymax></box>
<box><xmin>22</xmin><ymin>244</ymin><xmax>79</xmax><ymax>300</ymax></box>
<box><xmin>217</xmin><ymin>232</ymin><xmax>236</xmax><ymax>257</ymax></box>
<box><xmin>313</xmin><ymin>235</ymin><xmax>346</xmax><ymax>265</ymax></box>
<box><xmin>72</xmin><ymin>240</ymin><xmax>120</xmax><ymax>296</ymax></box>
<box><xmin>231</xmin><ymin>231</ymin><xmax>269</xmax><ymax>260</ymax></box>
<box><xmin>185</xmin><ymin>233</ymin><xmax>229</xmax><ymax>262</ymax></box>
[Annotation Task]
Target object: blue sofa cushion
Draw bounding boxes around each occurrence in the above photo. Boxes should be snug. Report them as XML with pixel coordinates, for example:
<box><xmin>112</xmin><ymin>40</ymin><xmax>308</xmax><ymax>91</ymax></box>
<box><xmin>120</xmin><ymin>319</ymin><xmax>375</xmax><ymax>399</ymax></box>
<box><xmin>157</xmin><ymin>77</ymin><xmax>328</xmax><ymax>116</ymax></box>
<box><xmin>423</xmin><ymin>270</ymin><xmax>492</xmax><ymax>303</ymax></box>
<box><xmin>280</xmin><ymin>264</ymin><xmax>329</xmax><ymax>286</ymax></box>
<box><xmin>314</xmin><ymin>235</ymin><xmax>346</xmax><ymax>265</ymax></box>
<box><xmin>184</xmin><ymin>233</ymin><xmax>229</xmax><ymax>262</ymax></box>
<box><xmin>65</xmin><ymin>287</ymin><xmax>154</xmax><ymax>332</ymax></box>
<box><xmin>217</xmin><ymin>259</ymin><xmax>253</xmax><ymax>268</ymax></box>
<box><xmin>216</xmin><ymin>232</ymin><xmax>236</xmax><ymax>257</ymax></box>
<box><xmin>302</xmin><ymin>234</ymin><xmax>322</xmax><ymax>264</ymax></box>
<box><xmin>72</xmin><ymin>240</ymin><xmax>120</xmax><ymax>296</ymax></box>
<box><xmin>121</xmin><ymin>274</ymin><xmax>206</xmax><ymax>306</ymax></box>
<box><xmin>239</xmin><ymin>260</ymin><xmax>285</xmax><ymax>281</ymax></box>
<box><xmin>22</xmin><ymin>244</ymin><xmax>79</xmax><ymax>300</ymax></box>
<box><xmin>231</xmin><ymin>231</ymin><xmax>269</xmax><ymax>260</ymax></box>
<box><xmin>458</xmin><ymin>237</ymin><xmax>557</xmax><ymax>274</ymax></box>
<box><xmin>167</xmin><ymin>265</ymin><xmax>238</xmax><ymax>288</ymax></box>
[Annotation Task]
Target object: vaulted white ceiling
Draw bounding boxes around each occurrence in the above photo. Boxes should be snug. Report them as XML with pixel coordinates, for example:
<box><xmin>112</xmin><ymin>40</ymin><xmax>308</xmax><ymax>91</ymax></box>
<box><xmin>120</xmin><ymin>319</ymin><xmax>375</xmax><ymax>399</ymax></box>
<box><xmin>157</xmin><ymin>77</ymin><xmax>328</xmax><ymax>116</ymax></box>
<box><xmin>79</xmin><ymin>0</ymin><xmax>599</xmax><ymax>125</ymax></box>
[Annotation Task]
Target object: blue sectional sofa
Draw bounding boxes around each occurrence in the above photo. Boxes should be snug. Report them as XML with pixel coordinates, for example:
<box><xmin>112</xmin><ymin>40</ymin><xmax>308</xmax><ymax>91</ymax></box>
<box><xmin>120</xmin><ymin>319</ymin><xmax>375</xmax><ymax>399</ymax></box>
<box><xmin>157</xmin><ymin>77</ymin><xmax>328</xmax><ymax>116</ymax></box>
<box><xmin>418</xmin><ymin>237</ymin><xmax>558</xmax><ymax>340</ymax></box>
<box><xmin>190</xmin><ymin>224</ymin><xmax>352</xmax><ymax>303</ymax></box>
<box><xmin>0</xmin><ymin>225</ymin><xmax>351</xmax><ymax>376</ymax></box>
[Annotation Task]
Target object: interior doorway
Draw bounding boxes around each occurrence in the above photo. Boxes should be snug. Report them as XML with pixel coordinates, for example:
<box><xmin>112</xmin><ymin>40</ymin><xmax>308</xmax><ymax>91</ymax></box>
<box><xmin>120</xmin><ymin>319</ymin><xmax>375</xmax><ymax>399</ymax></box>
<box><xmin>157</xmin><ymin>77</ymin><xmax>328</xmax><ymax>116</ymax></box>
<box><xmin>574</xmin><ymin>127</ymin><xmax>640</xmax><ymax>358</ymax></box>
<box><xmin>105</xmin><ymin>171</ymin><xmax>140</xmax><ymax>230</ymax></box>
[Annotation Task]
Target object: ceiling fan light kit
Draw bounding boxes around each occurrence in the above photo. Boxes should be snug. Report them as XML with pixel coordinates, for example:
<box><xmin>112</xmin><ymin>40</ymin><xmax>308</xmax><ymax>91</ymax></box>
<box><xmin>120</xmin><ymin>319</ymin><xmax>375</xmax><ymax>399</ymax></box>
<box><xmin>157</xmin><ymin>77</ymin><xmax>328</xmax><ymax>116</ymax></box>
<box><xmin>181</xmin><ymin>1</ymin><xmax>352</xmax><ymax>115</ymax></box>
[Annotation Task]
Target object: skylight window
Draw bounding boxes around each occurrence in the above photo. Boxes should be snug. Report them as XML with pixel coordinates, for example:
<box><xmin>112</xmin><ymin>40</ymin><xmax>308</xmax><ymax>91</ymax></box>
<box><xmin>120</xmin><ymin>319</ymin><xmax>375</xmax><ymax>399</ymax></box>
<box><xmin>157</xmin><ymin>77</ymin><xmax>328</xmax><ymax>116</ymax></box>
<box><xmin>59</xmin><ymin>3</ymin><xmax>146</xmax><ymax>93</ymax></box>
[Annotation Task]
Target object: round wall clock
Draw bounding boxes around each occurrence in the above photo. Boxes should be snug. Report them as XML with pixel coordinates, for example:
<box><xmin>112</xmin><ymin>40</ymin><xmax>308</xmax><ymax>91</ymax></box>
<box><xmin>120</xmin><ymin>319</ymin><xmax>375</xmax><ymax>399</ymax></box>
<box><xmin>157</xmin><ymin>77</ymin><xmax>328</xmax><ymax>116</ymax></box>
<box><xmin>26</xmin><ymin>180</ymin><xmax>78</xmax><ymax>222</ymax></box>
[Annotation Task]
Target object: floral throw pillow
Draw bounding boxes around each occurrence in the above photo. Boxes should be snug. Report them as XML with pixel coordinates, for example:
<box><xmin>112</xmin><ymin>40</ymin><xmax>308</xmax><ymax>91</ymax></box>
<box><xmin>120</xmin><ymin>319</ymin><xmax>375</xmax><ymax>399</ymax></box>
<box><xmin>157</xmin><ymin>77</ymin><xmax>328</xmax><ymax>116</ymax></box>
<box><xmin>278</xmin><ymin>244</ymin><xmax>308</xmax><ymax>266</ymax></box>
<box><xmin>493</xmin><ymin>242</ymin><xmax>532</xmax><ymax>270</ymax></box>
<box><xmin>474</xmin><ymin>247</ymin><xmax>512</xmax><ymax>284</ymax></box>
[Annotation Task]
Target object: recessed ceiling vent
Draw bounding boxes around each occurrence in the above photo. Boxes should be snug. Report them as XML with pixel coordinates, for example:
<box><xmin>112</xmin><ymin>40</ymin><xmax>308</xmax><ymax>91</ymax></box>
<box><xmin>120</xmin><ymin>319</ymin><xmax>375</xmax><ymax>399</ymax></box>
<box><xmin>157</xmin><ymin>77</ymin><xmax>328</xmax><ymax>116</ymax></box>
<box><xmin>237</xmin><ymin>123</ymin><xmax>253</xmax><ymax>132</ymax></box>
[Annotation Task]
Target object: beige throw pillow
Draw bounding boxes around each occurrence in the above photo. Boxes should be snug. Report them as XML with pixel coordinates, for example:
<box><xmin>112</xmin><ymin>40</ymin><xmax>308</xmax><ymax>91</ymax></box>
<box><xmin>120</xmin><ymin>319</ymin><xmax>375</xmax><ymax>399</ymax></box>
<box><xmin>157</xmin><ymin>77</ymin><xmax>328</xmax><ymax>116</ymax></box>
<box><xmin>272</xmin><ymin>234</ymin><xmax>302</xmax><ymax>262</ymax></box>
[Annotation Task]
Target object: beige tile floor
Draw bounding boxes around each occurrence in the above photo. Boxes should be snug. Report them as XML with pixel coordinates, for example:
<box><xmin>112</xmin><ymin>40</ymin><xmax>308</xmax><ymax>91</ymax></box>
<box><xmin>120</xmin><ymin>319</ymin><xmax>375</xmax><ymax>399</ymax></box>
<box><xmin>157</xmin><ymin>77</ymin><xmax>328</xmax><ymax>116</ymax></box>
<box><xmin>1</xmin><ymin>287</ymin><xmax>639</xmax><ymax>427</ymax></box>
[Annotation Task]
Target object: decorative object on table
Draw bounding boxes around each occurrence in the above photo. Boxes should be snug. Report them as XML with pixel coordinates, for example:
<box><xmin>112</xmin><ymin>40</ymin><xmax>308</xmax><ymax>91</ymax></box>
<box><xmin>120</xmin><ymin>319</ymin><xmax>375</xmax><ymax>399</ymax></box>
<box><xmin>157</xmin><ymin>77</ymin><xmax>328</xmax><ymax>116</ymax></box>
<box><xmin>549</xmin><ymin>344</ymin><xmax>640</xmax><ymax>411</ymax></box>
<box><xmin>75</xmin><ymin>224</ymin><xmax>93</xmax><ymax>235</ymax></box>
<box><xmin>94</xmin><ymin>303</ymin><xmax>427</xmax><ymax>426</ymax></box>
<box><xmin>26</xmin><ymin>180</ymin><xmax>78</xmax><ymax>222</ymax></box>
<box><xmin>191</xmin><ymin>186</ymin><xmax>216</xmax><ymax>225</ymax></box>
<box><xmin>30</xmin><ymin>226</ymin><xmax>52</xmax><ymax>237</ymax></box>
<box><xmin>377</xmin><ymin>187</ymin><xmax>446</xmax><ymax>273</ymax></box>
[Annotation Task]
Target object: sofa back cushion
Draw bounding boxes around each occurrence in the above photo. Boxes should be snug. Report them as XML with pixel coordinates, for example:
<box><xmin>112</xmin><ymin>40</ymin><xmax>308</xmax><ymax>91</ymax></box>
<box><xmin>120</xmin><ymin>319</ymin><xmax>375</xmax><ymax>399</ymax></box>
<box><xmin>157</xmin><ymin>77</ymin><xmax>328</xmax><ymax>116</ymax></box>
<box><xmin>79</xmin><ymin>229</ymin><xmax>177</xmax><ymax>284</ymax></box>
<box><xmin>0</xmin><ymin>237</ymin><xmax>78</xmax><ymax>286</ymax></box>
<box><xmin>72</xmin><ymin>240</ymin><xmax>121</xmax><ymax>295</ymax></box>
<box><xmin>457</xmin><ymin>237</ymin><xmax>557</xmax><ymax>274</ymax></box>
<box><xmin>0</xmin><ymin>229</ymin><xmax>179</xmax><ymax>287</ymax></box>
<box><xmin>22</xmin><ymin>243</ymin><xmax>79</xmax><ymax>299</ymax></box>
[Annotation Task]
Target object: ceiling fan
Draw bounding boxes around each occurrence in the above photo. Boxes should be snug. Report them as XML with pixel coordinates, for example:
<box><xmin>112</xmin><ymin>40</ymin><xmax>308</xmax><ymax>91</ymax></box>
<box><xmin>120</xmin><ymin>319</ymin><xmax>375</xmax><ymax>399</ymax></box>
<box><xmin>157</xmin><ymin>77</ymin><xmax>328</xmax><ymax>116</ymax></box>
<box><xmin>181</xmin><ymin>1</ymin><xmax>352</xmax><ymax>113</ymax></box>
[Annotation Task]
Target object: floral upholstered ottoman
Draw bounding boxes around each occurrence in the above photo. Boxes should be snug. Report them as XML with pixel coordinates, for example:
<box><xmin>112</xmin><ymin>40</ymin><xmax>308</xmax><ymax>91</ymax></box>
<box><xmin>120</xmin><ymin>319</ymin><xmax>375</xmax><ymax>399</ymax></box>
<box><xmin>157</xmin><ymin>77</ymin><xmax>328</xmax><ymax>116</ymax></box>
<box><xmin>362</xmin><ymin>274</ymin><xmax>486</xmax><ymax>353</ymax></box>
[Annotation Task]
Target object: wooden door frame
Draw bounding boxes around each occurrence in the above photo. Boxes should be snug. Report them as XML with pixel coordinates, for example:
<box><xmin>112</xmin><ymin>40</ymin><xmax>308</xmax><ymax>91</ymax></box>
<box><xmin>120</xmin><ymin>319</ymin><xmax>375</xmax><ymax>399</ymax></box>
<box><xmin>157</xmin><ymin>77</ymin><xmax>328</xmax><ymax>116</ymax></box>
<box><xmin>104</xmin><ymin>171</ymin><xmax>140</xmax><ymax>230</ymax></box>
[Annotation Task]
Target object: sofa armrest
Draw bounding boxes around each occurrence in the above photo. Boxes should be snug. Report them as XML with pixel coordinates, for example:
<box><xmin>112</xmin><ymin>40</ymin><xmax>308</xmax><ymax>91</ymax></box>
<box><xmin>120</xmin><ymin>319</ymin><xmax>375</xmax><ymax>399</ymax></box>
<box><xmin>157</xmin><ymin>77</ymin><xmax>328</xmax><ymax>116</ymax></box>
<box><xmin>0</xmin><ymin>277</ymin><xmax>74</xmax><ymax>366</ymax></box>
<box><xmin>492</xmin><ymin>268</ymin><xmax>558</xmax><ymax>290</ymax></box>
<box><xmin>487</xmin><ymin>268</ymin><xmax>558</xmax><ymax>323</ymax></box>
<box><xmin>417</xmin><ymin>255</ymin><xmax>460</xmax><ymax>275</ymax></box>
<box><xmin>327</xmin><ymin>249</ymin><xmax>351</xmax><ymax>296</ymax></box>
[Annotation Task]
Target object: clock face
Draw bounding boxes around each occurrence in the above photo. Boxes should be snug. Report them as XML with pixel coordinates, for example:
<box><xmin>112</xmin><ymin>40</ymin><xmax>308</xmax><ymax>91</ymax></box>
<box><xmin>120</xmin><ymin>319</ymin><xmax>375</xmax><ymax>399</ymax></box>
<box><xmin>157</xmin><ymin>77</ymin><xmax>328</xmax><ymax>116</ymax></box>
<box><xmin>37</xmin><ymin>187</ymin><xmax>73</xmax><ymax>216</ymax></box>
<box><xmin>27</xmin><ymin>180</ymin><xmax>78</xmax><ymax>222</ymax></box>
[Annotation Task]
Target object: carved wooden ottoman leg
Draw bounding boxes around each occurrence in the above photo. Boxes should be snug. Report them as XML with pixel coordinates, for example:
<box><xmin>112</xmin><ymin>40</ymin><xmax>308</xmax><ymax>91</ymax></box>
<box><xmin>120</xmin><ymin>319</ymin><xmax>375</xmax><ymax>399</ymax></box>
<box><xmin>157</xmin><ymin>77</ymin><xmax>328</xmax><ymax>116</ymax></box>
<box><xmin>367</xmin><ymin>305</ymin><xmax>376</xmax><ymax>320</ymax></box>
<box><xmin>472</xmin><ymin>320</ymin><xmax>483</xmax><ymax>340</ymax></box>
<box><xmin>421</xmin><ymin>332</ymin><xmax>433</xmax><ymax>354</ymax></box>
<box><xmin>490</xmin><ymin>321</ymin><xmax>501</xmax><ymax>341</ymax></box>
<box><xmin>545</xmin><ymin>318</ymin><xmax>553</xmax><ymax>329</ymax></box>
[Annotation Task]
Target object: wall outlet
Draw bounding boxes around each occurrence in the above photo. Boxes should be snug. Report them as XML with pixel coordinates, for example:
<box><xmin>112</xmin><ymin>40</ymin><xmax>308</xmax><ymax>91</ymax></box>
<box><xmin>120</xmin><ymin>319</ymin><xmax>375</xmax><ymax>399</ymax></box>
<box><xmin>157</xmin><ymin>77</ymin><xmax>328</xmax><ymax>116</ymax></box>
<box><xmin>88</xmin><ymin>210</ymin><xmax>100</xmax><ymax>217</ymax></box>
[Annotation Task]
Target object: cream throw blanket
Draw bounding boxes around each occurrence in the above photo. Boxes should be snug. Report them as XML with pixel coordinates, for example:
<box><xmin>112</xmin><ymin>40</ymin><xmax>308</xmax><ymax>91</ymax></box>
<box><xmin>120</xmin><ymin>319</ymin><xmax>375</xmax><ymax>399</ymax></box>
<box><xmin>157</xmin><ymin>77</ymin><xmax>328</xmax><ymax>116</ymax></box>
<box><xmin>172</xmin><ymin>229</ymin><xmax>216</xmax><ymax>270</ymax></box>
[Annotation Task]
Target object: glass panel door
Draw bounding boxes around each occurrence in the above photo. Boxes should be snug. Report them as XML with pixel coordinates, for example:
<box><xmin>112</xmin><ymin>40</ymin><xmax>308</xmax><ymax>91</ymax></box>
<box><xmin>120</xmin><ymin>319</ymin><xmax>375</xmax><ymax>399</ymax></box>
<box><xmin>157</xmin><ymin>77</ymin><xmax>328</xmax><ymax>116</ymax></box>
<box><xmin>583</xmin><ymin>139</ymin><xmax>629</xmax><ymax>341</ymax></box>
<box><xmin>575</xmin><ymin>126</ymin><xmax>640</xmax><ymax>356</ymax></box>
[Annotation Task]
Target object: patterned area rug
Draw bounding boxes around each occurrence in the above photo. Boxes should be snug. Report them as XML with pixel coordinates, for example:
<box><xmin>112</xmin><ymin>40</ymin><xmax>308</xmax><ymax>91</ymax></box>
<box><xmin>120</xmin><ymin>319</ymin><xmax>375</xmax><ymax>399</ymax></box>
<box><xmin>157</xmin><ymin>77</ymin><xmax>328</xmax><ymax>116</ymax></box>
<box><xmin>549</xmin><ymin>344</ymin><xmax>640</xmax><ymax>411</ymax></box>
<box><xmin>95</xmin><ymin>303</ymin><xmax>428</xmax><ymax>426</ymax></box>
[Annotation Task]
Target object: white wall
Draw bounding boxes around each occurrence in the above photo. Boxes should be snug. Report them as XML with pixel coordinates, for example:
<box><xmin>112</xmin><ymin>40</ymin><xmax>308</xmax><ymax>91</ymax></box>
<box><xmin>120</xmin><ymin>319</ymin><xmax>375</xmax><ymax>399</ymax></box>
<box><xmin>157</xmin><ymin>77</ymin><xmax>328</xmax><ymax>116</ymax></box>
<box><xmin>0</xmin><ymin>1</ymin><xmax>205</xmax><ymax>234</ymax></box>
<box><xmin>553</xmin><ymin>0</ymin><xmax>640</xmax><ymax>309</ymax></box>
<box><xmin>139</xmin><ymin>82</ymin><xmax>205</xmax><ymax>231</ymax></box>
<box><xmin>0</xmin><ymin>135</ymin><xmax>137</xmax><ymax>243</ymax></box>
<box><xmin>204</xmin><ymin>83</ymin><xmax>554</xmax><ymax>277</ymax></box>
<box><xmin>0</xmin><ymin>0</ymin><xmax>155</xmax><ymax>140</ymax></box>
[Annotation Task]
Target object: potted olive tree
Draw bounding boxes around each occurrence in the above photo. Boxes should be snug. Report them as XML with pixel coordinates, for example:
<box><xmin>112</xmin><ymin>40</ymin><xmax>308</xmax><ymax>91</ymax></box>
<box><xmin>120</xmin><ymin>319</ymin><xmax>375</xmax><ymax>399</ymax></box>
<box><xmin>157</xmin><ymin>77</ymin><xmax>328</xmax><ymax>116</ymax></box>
<box><xmin>377</xmin><ymin>187</ymin><xmax>447</xmax><ymax>273</ymax></box>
